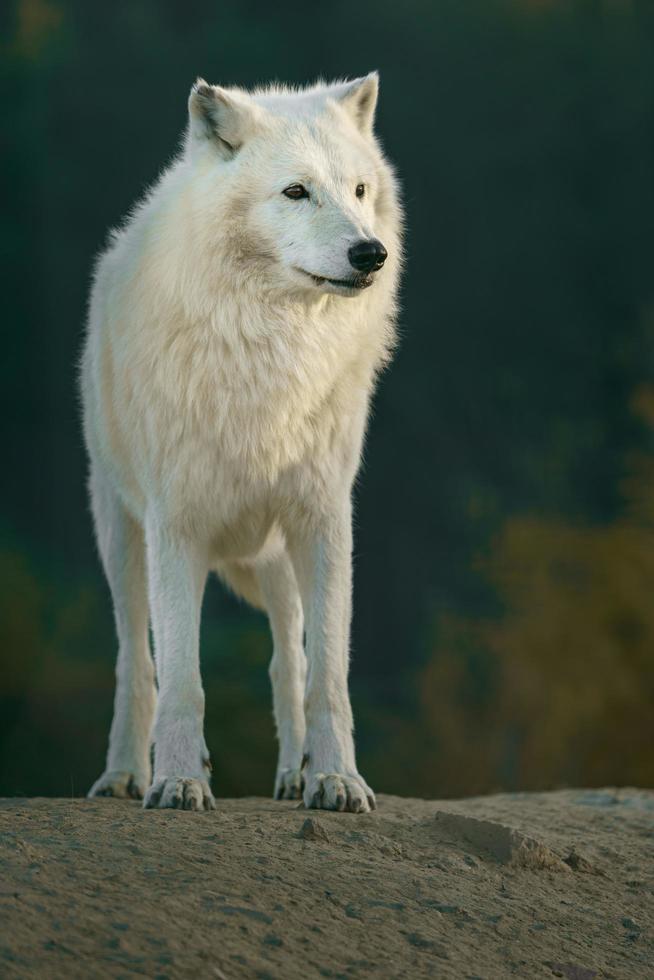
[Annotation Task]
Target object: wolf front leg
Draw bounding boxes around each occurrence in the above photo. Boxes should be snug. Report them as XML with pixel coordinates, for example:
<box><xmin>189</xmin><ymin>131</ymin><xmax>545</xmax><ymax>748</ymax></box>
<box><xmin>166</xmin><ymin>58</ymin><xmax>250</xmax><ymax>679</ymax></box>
<box><xmin>257</xmin><ymin>553</ymin><xmax>307</xmax><ymax>800</ymax></box>
<box><xmin>289</xmin><ymin>501</ymin><xmax>375</xmax><ymax>813</ymax></box>
<box><xmin>143</xmin><ymin>518</ymin><xmax>215</xmax><ymax>811</ymax></box>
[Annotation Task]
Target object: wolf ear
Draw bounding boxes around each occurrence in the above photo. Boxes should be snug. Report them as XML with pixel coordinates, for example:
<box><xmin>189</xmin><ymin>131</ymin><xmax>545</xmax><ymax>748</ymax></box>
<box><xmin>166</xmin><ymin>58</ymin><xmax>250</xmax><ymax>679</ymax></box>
<box><xmin>333</xmin><ymin>72</ymin><xmax>379</xmax><ymax>135</ymax></box>
<box><xmin>188</xmin><ymin>79</ymin><xmax>258</xmax><ymax>158</ymax></box>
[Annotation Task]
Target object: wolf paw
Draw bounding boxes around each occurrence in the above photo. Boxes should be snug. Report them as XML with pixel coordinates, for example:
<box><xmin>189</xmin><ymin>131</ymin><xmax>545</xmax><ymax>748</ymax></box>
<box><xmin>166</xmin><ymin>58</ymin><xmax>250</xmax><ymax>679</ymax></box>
<box><xmin>144</xmin><ymin>776</ymin><xmax>216</xmax><ymax>811</ymax></box>
<box><xmin>304</xmin><ymin>771</ymin><xmax>376</xmax><ymax>813</ymax></box>
<box><xmin>274</xmin><ymin>767</ymin><xmax>304</xmax><ymax>800</ymax></box>
<box><xmin>87</xmin><ymin>770</ymin><xmax>148</xmax><ymax>800</ymax></box>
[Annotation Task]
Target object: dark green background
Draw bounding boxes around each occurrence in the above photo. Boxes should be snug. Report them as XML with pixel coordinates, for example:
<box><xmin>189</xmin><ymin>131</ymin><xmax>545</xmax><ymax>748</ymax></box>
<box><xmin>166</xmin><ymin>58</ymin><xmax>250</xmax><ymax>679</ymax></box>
<box><xmin>2</xmin><ymin>0</ymin><xmax>654</xmax><ymax>799</ymax></box>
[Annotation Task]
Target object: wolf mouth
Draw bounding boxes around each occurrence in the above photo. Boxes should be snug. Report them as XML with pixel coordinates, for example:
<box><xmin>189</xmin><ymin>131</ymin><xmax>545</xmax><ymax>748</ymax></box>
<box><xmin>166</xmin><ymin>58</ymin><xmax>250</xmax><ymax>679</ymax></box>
<box><xmin>297</xmin><ymin>269</ymin><xmax>373</xmax><ymax>290</ymax></box>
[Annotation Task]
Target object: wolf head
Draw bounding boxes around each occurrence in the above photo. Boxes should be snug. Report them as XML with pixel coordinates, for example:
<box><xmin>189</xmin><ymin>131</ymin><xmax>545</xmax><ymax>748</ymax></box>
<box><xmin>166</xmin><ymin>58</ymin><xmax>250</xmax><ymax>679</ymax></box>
<box><xmin>185</xmin><ymin>74</ymin><xmax>399</xmax><ymax>299</ymax></box>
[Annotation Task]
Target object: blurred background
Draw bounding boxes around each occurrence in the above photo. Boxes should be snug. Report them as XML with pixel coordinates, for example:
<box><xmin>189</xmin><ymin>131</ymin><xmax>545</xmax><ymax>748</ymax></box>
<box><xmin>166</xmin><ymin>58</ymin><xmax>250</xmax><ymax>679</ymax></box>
<box><xmin>2</xmin><ymin>0</ymin><xmax>654</xmax><ymax>800</ymax></box>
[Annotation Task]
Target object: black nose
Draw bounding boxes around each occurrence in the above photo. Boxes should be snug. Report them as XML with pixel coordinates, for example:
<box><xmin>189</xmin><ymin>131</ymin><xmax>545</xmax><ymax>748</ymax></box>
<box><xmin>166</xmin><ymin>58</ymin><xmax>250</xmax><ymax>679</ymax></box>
<box><xmin>348</xmin><ymin>238</ymin><xmax>388</xmax><ymax>274</ymax></box>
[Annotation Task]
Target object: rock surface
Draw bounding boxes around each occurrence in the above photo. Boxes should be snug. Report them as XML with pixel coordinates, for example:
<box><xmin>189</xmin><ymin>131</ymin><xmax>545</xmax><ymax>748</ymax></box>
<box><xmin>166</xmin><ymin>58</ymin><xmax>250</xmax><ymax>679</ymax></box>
<box><xmin>0</xmin><ymin>789</ymin><xmax>652</xmax><ymax>978</ymax></box>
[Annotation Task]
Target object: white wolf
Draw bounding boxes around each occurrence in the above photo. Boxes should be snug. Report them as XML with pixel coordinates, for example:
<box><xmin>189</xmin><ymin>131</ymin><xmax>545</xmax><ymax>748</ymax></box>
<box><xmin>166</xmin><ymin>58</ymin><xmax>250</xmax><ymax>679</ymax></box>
<box><xmin>81</xmin><ymin>73</ymin><xmax>402</xmax><ymax>812</ymax></box>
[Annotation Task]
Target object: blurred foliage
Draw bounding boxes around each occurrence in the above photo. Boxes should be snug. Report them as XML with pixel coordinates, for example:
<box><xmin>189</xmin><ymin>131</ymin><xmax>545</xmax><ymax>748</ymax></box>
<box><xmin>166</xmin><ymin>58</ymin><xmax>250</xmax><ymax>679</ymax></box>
<box><xmin>1</xmin><ymin>0</ymin><xmax>654</xmax><ymax>798</ymax></box>
<box><xmin>413</xmin><ymin>396</ymin><xmax>654</xmax><ymax>796</ymax></box>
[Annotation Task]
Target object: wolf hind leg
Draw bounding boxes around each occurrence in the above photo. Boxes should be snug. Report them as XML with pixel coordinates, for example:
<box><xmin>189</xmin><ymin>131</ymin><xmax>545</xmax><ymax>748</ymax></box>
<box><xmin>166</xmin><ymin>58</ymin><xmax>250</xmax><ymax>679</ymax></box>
<box><xmin>87</xmin><ymin>470</ymin><xmax>156</xmax><ymax>800</ymax></box>
<box><xmin>256</xmin><ymin>552</ymin><xmax>306</xmax><ymax>800</ymax></box>
<box><xmin>143</xmin><ymin>517</ymin><xmax>215</xmax><ymax>811</ymax></box>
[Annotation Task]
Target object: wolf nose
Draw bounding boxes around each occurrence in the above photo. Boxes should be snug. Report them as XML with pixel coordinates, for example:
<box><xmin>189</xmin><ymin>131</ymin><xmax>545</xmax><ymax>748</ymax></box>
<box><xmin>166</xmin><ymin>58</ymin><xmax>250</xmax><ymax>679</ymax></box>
<box><xmin>348</xmin><ymin>239</ymin><xmax>388</xmax><ymax>274</ymax></box>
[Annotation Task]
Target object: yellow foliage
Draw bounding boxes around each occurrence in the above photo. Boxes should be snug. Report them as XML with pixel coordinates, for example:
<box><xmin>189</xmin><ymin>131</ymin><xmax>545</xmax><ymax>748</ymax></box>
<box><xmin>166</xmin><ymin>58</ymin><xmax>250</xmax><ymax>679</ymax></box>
<box><xmin>9</xmin><ymin>0</ymin><xmax>64</xmax><ymax>61</ymax></box>
<box><xmin>419</xmin><ymin>441</ymin><xmax>654</xmax><ymax>794</ymax></box>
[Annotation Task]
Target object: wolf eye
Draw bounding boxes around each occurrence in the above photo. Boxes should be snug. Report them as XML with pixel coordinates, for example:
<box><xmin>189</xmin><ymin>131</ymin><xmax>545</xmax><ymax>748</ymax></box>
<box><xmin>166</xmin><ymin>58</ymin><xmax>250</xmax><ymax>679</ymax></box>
<box><xmin>283</xmin><ymin>184</ymin><xmax>309</xmax><ymax>200</ymax></box>
<box><xmin>356</xmin><ymin>183</ymin><xmax>365</xmax><ymax>198</ymax></box>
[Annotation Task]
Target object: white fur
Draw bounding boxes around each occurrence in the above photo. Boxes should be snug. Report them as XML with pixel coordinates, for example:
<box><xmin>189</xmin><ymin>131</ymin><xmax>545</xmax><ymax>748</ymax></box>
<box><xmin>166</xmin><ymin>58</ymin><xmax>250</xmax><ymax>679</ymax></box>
<box><xmin>82</xmin><ymin>74</ymin><xmax>402</xmax><ymax>812</ymax></box>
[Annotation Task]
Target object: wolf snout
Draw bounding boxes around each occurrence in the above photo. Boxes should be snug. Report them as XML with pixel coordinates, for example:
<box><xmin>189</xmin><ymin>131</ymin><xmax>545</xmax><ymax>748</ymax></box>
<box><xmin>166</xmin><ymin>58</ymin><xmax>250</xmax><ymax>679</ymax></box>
<box><xmin>348</xmin><ymin>238</ymin><xmax>388</xmax><ymax>274</ymax></box>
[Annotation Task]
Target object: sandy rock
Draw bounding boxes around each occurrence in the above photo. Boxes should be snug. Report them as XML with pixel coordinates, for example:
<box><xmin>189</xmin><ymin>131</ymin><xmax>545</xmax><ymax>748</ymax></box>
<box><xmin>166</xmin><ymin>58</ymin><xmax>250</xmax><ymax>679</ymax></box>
<box><xmin>546</xmin><ymin>962</ymin><xmax>598</xmax><ymax>979</ymax></box>
<box><xmin>1</xmin><ymin>789</ymin><xmax>652</xmax><ymax>979</ymax></box>
<box><xmin>432</xmin><ymin>810</ymin><xmax>572</xmax><ymax>871</ymax></box>
<box><xmin>561</xmin><ymin>848</ymin><xmax>602</xmax><ymax>875</ymax></box>
<box><xmin>298</xmin><ymin>816</ymin><xmax>330</xmax><ymax>842</ymax></box>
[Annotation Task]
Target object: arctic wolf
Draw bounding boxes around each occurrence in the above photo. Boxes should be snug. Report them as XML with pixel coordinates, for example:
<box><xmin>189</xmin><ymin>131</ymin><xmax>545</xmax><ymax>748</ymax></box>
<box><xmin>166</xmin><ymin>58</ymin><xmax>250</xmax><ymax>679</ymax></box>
<box><xmin>81</xmin><ymin>73</ymin><xmax>402</xmax><ymax>812</ymax></box>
